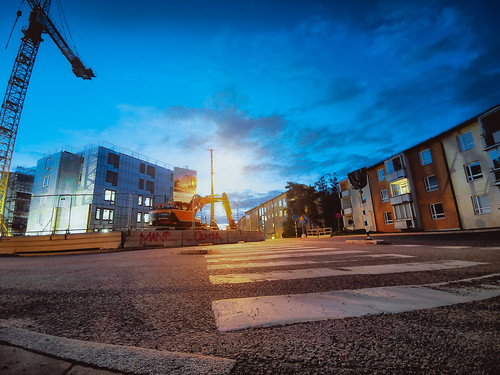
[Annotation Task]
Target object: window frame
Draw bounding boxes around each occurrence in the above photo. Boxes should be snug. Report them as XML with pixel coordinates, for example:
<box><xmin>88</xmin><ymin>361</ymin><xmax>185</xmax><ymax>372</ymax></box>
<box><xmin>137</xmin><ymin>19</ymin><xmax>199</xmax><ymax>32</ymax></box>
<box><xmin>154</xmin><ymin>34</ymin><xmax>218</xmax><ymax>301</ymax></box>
<box><xmin>464</xmin><ymin>161</ymin><xmax>483</xmax><ymax>182</ymax></box>
<box><xmin>419</xmin><ymin>148</ymin><xmax>432</xmax><ymax>166</ymax></box>
<box><xmin>42</xmin><ymin>175</ymin><xmax>50</xmax><ymax>188</ymax></box>
<box><xmin>429</xmin><ymin>203</ymin><xmax>445</xmax><ymax>220</ymax></box>
<box><xmin>424</xmin><ymin>175</ymin><xmax>439</xmax><ymax>192</ymax></box>
<box><xmin>458</xmin><ymin>131</ymin><xmax>475</xmax><ymax>151</ymax></box>
<box><xmin>380</xmin><ymin>189</ymin><xmax>389</xmax><ymax>202</ymax></box>
<box><xmin>104</xmin><ymin>189</ymin><xmax>116</xmax><ymax>204</ymax></box>
<box><xmin>384</xmin><ymin>211</ymin><xmax>393</xmax><ymax>224</ymax></box>
<box><xmin>471</xmin><ymin>195</ymin><xmax>491</xmax><ymax>215</ymax></box>
<box><xmin>377</xmin><ymin>168</ymin><xmax>385</xmax><ymax>181</ymax></box>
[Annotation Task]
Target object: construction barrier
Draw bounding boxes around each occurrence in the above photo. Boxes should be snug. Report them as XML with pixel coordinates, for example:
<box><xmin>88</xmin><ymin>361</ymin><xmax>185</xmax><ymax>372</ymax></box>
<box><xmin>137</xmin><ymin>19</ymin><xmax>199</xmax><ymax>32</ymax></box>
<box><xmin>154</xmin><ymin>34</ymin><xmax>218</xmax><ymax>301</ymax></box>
<box><xmin>0</xmin><ymin>232</ymin><xmax>123</xmax><ymax>255</ymax></box>
<box><xmin>0</xmin><ymin>230</ymin><xmax>264</xmax><ymax>255</ymax></box>
<box><xmin>306</xmin><ymin>227</ymin><xmax>332</xmax><ymax>238</ymax></box>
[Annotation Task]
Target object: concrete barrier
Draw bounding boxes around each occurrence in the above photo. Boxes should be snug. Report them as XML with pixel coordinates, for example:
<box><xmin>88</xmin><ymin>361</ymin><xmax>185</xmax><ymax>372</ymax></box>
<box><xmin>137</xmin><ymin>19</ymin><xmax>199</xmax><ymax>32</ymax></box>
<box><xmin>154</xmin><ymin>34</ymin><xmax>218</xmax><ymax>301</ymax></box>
<box><xmin>0</xmin><ymin>230</ymin><xmax>265</xmax><ymax>255</ymax></box>
<box><xmin>0</xmin><ymin>232</ymin><xmax>123</xmax><ymax>255</ymax></box>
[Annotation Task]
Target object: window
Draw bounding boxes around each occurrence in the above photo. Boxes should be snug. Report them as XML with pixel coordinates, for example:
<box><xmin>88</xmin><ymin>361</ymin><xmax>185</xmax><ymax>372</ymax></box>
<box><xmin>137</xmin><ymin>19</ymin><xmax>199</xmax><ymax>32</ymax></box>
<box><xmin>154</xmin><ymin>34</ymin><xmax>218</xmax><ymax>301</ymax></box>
<box><xmin>380</xmin><ymin>189</ymin><xmax>389</xmax><ymax>202</ymax></box>
<box><xmin>489</xmin><ymin>147</ymin><xmax>500</xmax><ymax>183</ymax></box>
<box><xmin>80</xmin><ymin>155</ymin><xmax>85</xmax><ymax>165</ymax></box>
<box><xmin>419</xmin><ymin>149</ymin><xmax>432</xmax><ymax>165</ymax></box>
<box><xmin>106</xmin><ymin>170</ymin><xmax>118</xmax><ymax>186</ymax></box>
<box><xmin>139</xmin><ymin>179</ymin><xmax>144</xmax><ymax>190</ymax></box>
<box><xmin>137</xmin><ymin>212</ymin><xmax>142</xmax><ymax>223</ymax></box>
<box><xmin>394</xmin><ymin>203</ymin><xmax>414</xmax><ymax>220</ymax></box>
<box><xmin>471</xmin><ymin>195</ymin><xmax>491</xmax><ymax>215</ymax></box>
<box><xmin>147</xmin><ymin>165</ymin><xmax>156</xmax><ymax>179</ymax></box>
<box><xmin>362</xmin><ymin>196</ymin><xmax>367</xmax><ymax>204</ymax></box>
<box><xmin>42</xmin><ymin>175</ymin><xmax>50</xmax><ymax>187</ymax></box>
<box><xmin>458</xmin><ymin>131</ymin><xmax>475</xmax><ymax>151</ymax></box>
<box><xmin>144</xmin><ymin>213</ymin><xmax>150</xmax><ymax>223</ymax></box>
<box><xmin>377</xmin><ymin>168</ymin><xmax>385</xmax><ymax>181</ymax></box>
<box><xmin>102</xmin><ymin>209</ymin><xmax>114</xmax><ymax>221</ymax></box>
<box><xmin>78</xmin><ymin>172</ymin><xmax>83</xmax><ymax>184</ymax></box>
<box><xmin>138</xmin><ymin>195</ymin><xmax>143</xmax><ymax>206</ymax></box>
<box><xmin>424</xmin><ymin>175</ymin><xmax>439</xmax><ymax>192</ymax></box>
<box><xmin>464</xmin><ymin>161</ymin><xmax>483</xmax><ymax>182</ymax></box>
<box><xmin>104</xmin><ymin>189</ymin><xmax>116</xmax><ymax>203</ymax></box>
<box><xmin>45</xmin><ymin>157</ymin><xmax>53</xmax><ymax>170</ymax></box>
<box><xmin>384</xmin><ymin>211</ymin><xmax>393</xmax><ymax>224</ymax></box>
<box><xmin>146</xmin><ymin>180</ymin><xmax>155</xmax><ymax>194</ymax></box>
<box><xmin>145</xmin><ymin>197</ymin><xmax>153</xmax><ymax>207</ymax></box>
<box><xmin>108</xmin><ymin>152</ymin><xmax>120</xmax><ymax>168</ymax></box>
<box><xmin>95</xmin><ymin>208</ymin><xmax>101</xmax><ymax>220</ymax></box>
<box><xmin>430</xmin><ymin>203</ymin><xmax>445</xmax><ymax>220</ymax></box>
<box><xmin>390</xmin><ymin>178</ymin><xmax>409</xmax><ymax>196</ymax></box>
<box><xmin>140</xmin><ymin>163</ymin><xmax>145</xmax><ymax>174</ymax></box>
<box><xmin>385</xmin><ymin>156</ymin><xmax>403</xmax><ymax>174</ymax></box>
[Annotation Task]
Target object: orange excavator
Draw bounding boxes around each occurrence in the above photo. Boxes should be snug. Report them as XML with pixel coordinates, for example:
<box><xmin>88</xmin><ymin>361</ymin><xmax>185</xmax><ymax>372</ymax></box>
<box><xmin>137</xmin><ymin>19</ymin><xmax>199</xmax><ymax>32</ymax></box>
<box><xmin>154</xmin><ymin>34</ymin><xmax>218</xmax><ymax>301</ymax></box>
<box><xmin>148</xmin><ymin>193</ymin><xmax>237</xmax><ymax>230</ymax></box>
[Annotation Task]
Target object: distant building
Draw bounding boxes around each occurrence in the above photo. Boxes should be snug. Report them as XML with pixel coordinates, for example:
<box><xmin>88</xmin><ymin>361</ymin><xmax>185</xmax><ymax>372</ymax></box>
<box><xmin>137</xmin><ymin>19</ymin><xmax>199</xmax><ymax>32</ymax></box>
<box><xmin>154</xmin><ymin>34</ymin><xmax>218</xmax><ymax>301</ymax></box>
<box><xmin>4</xmin><ymin>167</ymin><xmax>35</xmax><ymax>234</ymax></box>
<box><xmin>26</xmin><ymin>143</ymin><xmax>195</xmax><ymax>234</ymax></box>
<box><xmin>339</xmin><ymin>177</ymin><xmax>376</xmax><ymax>232</ymax></box>
<box><xmin>239</xmin><ymin>192</ymin><xmax>287</xmax><ymax>238</ymax></box>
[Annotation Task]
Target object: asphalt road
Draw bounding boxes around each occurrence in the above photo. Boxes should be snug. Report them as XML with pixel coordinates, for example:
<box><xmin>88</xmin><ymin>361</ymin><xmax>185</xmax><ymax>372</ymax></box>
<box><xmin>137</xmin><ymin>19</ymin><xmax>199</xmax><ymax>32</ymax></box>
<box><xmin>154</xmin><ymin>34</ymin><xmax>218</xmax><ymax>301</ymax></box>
<box><xmin>0</xmin><ymin>231</ymin><xmax>499</xmax><ymax>374</ymax></box>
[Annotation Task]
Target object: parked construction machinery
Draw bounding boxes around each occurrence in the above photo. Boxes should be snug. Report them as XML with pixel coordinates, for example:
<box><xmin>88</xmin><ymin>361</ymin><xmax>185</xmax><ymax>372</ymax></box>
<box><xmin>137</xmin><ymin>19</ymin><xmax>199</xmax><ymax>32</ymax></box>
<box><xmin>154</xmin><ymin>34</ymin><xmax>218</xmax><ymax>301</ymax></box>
<box><xmin>148</xmin><ymin>193</ymin><xmax>237</xmax><ymax>230</ymax></box>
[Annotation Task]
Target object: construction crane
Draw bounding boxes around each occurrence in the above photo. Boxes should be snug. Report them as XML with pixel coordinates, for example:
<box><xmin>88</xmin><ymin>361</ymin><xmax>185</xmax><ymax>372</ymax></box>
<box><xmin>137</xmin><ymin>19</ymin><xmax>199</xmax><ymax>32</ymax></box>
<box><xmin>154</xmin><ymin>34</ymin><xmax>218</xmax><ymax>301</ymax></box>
<box><xmin>0</xmin><ymin>0</ymin><xmax>94</xmax><ymax>234</ymax></box>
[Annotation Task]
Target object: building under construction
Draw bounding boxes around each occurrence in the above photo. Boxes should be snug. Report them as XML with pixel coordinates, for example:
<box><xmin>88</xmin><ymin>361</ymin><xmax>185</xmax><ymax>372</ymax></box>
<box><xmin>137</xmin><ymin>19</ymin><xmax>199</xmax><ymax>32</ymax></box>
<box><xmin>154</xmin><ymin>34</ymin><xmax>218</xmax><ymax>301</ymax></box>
<box><xmin>3</xmin><ymin>167</ymin><xmax>35</xmax><ymax>235</ymax></box>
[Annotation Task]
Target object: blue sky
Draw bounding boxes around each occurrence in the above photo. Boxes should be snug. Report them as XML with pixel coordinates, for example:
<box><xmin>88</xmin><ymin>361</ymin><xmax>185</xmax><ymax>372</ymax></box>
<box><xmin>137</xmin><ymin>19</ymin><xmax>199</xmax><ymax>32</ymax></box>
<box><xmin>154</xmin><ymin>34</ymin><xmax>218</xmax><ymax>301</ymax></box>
<box><xmin>1</xmin><ymin>0</ymin><xmax>499</xmax><ymax>211</ymax></box>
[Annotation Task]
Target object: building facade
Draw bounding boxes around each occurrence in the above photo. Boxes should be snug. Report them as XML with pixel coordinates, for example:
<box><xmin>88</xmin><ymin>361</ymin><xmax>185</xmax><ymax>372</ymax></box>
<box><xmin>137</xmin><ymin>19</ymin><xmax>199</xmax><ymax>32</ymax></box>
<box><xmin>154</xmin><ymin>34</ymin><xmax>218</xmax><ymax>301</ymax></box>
<box><xmin>239</xmin><ymin>192</ymin><xmax>287</xmax><ymax>238</ymax></box>
<box><xmin>26</xmin><ymin>143</ymin><xmax>193</xmax><ymax>234</ymax></box>
<box><xmin>4</xmin><ymin>167</ymin><xmax>35</xmax><ymax>234</ymax></box>
<box><xmin>345</xmin><ymin>104</ymin><xmax>499</xmax><ymax>233</ymax></box>
<box><xmin>339</xmin><ymin>177</ymin><xmax>376</xmax><ymax>232</ymax></box>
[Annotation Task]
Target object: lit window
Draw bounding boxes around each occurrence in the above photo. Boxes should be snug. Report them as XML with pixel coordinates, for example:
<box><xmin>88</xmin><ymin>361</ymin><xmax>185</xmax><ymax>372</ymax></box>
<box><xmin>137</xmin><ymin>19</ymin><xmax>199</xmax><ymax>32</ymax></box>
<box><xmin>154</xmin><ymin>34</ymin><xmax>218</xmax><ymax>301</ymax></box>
<box><xmin>380</xmin><ymin>189</ymin><xmax>389</xmax><ymax>202</ymax></box>
<box><xmin>471</xmin><ymin>195</ymin><xmax>491</xmax><ymax>215</ymax></box>
<box><xmin>458</xmin><ymin>131</ymin><xmax>475</xmax><ymax>151</ymax></box>
<box><xmin>464</xmin><ymin>161</ymin><xmax>483</xmax><ymax>182</ymax></box>
<box><xmin>384</xmin><ymin>211</ymin><xmax>393</xmax><ymax>224</ymax></box>
<box><xmin>424</xmin><ymin>175</ymin><xmax>439</xmax><ymax>192</ymax></box>
<box><xmin>42</xmin><ymin>175</ymin><xmax>50</xmax><ymax>187</ymax></box>
<box><xmin>137</xmin><ymin>212</ymin><xmax>142</xmax><ymax>222</ymax></box>
<box><xmin>95</xmin><ymin>208</ymin><xmax>101</xmax><ymax>220</ymax></box>
<box><xmin>104</xmin><ymin>189</ymin><xmax>116</xmax><ymax>203</ymax></box>
<box><xmin>103</xmin><ymin>209</ymin><xmax>114</xmax><ymax>221</ymax></box>
<box><xmin>145</xmin><ymin>197</ymin><xmax>153</xmax><ymax>207</ymax></box>
<box><xmin>390</xmin><ymin>178</ymin><xmax>409</xmax><ymax>196</ymax></box>
<box><xmin>430</xmin><ymin>203</ymin><xmax>445</xmax><ymax>220</ymax></box>
<box><xmin>377</xmin><ymin>168</ymin><xmax>385</xmax><ymax>181</ymax></box>
<box><xmin>419</xmin><ymin>149</ymin><xmax>432</xmax><ymax>165</ymax></box>
<box><xmin>138</xmin><ymin>195</ymin><xmax>143</xmax><ymax>206</ymax></box>
<box><xmin>144</xmin><ymin>213</ymin><xmax>150</xmax><ymax>222</ymax></box>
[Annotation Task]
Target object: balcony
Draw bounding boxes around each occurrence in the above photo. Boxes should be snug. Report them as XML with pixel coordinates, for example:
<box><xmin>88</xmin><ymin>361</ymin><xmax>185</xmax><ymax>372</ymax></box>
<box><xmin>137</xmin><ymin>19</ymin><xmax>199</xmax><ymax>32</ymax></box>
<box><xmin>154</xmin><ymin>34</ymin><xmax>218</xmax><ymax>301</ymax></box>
<box><xmin>390</xmin><ymin>193</ymin><xmax>412</xmax><ymax>206</ymax></box>
<box><xmin>492</xmin><ymin>167</ymin><xmax>500</xmax><ymax>185</ymax></box>
<box><xmin>386</xmin><ymin>168</ymin><xmax>407</xmax><ymax>183</ymax></box>
<box><xmin>342</xmin><ymin>207</ymin><xmax>353</xmax><ymax>215</ymax></box>
<box><xmin>394</xmin><ymin>219</ymin><xmax>416</xmax><ymax>230</ymax></box>
<box><xmin>341</xmin><ymin>190</ymin><xmax>351</xmax><ymax>198</ymax></box>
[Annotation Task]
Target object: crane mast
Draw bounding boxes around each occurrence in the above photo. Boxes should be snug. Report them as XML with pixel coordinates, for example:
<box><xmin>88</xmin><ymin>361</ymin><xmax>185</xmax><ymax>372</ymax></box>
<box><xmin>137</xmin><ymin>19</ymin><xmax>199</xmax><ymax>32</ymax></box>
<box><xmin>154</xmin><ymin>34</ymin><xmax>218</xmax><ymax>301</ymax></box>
<box><xmin>0</xmin><ymin>0</ymin><xmax>94</xmax><ymax>234</ymax></box>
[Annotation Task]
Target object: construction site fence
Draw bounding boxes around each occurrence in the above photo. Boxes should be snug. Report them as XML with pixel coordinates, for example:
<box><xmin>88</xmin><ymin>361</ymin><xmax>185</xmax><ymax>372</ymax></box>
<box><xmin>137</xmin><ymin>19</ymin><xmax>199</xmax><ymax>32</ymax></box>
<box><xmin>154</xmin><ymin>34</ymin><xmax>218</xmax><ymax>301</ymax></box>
<box><xmin>306</xmin><ymin>227</ymin><xmax>332</xmax><ymax>238</ymax></box>
<box><xmin>0</xmin><ymin>230</ymin><xmax>264</xmax><ymax>255</ymax></box>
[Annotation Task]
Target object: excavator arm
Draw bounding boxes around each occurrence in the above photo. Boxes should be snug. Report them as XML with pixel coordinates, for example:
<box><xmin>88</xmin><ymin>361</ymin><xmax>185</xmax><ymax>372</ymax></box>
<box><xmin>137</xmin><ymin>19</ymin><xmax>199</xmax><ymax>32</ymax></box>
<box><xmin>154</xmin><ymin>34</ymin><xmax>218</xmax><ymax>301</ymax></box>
<box><xmin>188</xmin><ymin>193</ymin><xmax>237</xmax><ymax>229</ymax></box>
<box><xmin>26</xmin><ymin>0</ymin><xmax>94</xmax><ymax>79</ymax></box>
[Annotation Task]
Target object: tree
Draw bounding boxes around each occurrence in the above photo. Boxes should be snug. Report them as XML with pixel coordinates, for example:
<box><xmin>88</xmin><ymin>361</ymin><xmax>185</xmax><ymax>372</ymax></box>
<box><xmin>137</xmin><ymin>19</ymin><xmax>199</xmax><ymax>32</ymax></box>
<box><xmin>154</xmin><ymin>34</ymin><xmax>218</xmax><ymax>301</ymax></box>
<box><xmin>314</xmin><ymin>173</ymin><xmax>342</xmax><ymax>231</ymax></box>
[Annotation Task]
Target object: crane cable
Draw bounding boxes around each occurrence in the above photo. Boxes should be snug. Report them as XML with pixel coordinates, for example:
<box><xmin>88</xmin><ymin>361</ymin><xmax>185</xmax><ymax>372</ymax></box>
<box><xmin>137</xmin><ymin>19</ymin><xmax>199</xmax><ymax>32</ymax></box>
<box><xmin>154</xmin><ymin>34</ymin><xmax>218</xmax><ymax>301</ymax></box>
<box><xmin>55</xmin><ymin>0</ymin><xmax>79</xmax><ymax>55</ymax></box>
<box><xmin>5</xmin><ymin>10</ymin><xmax>23</xmax><ymax>50</ymax></box>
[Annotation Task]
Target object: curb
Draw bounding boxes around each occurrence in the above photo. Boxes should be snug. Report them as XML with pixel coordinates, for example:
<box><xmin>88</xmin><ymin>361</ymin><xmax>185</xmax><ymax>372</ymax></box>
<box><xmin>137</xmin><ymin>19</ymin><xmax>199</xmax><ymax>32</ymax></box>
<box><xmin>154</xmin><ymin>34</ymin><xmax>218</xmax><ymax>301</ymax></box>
<box><xmin>0</xmin><ymin>322</ymin><xmax>235</xmax><ymax>375</ymax></box>
<box><xmin>345</xmin><ymin>239</ymin><xmax>386</xmax><ymax>245</ymax></box>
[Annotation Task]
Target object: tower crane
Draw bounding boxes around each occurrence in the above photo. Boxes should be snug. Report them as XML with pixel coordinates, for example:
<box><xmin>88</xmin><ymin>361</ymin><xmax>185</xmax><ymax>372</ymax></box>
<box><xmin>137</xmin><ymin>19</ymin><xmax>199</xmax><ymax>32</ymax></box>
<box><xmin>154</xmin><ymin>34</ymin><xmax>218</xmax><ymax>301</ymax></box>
<box><xmin>0</xmin><ymin>0</ymin><xmax>94</xmax><ymax>234</ymax></box>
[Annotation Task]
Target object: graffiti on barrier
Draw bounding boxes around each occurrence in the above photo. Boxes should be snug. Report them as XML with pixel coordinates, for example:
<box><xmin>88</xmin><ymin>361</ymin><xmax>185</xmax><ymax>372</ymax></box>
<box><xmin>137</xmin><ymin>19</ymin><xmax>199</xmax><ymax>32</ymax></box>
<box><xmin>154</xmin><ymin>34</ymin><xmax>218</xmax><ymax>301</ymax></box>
<box><xmin>194</xmin><ymin>230</ymin><xmax>223</xmax><ymax>242</ymax></box>
<box><xmin>139</xmin><ymin>231</ymin><xmax>179</xmax><ymax>246</ymax></box>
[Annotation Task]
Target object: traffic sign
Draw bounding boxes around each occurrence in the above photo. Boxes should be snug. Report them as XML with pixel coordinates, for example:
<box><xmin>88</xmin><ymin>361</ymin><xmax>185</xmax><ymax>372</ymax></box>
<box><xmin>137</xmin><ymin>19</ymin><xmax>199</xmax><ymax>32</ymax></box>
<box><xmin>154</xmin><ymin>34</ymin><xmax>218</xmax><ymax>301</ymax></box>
<box><xmin>335</xmin><ymin>213</ymin><xmax>341</xmax><ymax>219</ymax></box>
<box><xmin>292</xmin><ymin>214</ymin><xmax>299</xmax><ymax>222</ymax></box>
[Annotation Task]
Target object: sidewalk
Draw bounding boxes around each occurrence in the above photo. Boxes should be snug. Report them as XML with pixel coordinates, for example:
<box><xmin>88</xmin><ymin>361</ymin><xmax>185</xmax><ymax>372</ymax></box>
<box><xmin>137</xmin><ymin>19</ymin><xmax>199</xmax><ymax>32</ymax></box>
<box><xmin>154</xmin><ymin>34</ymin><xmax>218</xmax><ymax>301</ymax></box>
<box><xmin>0</xmin><ymin>322</ymin><xmax>235</xmax><ymax>375</ymax></box>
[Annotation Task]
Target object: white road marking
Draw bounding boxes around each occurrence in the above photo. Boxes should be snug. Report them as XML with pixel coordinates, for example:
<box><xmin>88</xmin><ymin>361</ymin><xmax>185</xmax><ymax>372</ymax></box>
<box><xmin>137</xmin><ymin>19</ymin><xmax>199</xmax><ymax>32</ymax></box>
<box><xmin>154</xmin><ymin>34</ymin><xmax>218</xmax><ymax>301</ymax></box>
<box><xmin>209</xmin><ymin>260</ymin><xmax>486</xmax><ymax>284</ymax></box>
<box><xmin>206</xmin><ymin>250</ymin><xmax>365</xmax><ymax>263</ymax></box>
<box><xmin>207</xmin><ymin>254</ymin><xmax>415</xmax><ymax>270</ymax></box>
<box><xmin>205</xmin><ymin>248</ymin><xmax>348</xmax><ymax>258</ymax></box>
<box><xmin>397</xmin><ymin>244</ymin><xmax>423</xmax><ymax>247</ymax></box>
<box><xmin>209</xmin><ymin>246</ymin><xmax>320</xmax><ymax>255</ymax></box>
<box><xmin>212</xmin><ymin>275</ymin><xmax>499</xmax><ymax>331</ymax></box>
<box><xmin>435</xmin><ymin>246</ymin><xmax>471</xmax><ymax>249</ymax></box>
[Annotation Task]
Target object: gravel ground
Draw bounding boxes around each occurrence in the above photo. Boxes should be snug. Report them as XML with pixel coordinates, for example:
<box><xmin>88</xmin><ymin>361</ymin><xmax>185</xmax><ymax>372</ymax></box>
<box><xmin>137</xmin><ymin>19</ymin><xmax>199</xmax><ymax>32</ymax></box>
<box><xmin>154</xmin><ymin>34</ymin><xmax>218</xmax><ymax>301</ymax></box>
<box><xmin>1</xmin><ymin>236</ymin><xmax>499</xmax><ymax>374</ymax></box>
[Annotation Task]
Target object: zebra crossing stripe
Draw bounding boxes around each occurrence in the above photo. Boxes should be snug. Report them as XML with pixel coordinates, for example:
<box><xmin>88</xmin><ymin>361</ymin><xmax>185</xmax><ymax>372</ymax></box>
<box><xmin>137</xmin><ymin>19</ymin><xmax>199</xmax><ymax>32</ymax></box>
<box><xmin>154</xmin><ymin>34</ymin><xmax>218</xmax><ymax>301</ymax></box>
<box><xmin>212</xmin><ymin>274</ymin><xmax>499</xmax><ymax>331</ymax></box>
<box><xmin>206</xmin><ymin>250</ymin><xmax>366</xmax><ymax>263</ymax></box>
<box><xmin>205</xmin><ymin>247</ymin><xmax>348</xmax><ymax>258</ymax></box>
<box><xmin>210</xmin><ymin>246</ymin><xmax>320</xmax><ymax>255</ymax></box>
<box><xmin>209</xmin><ymin>260</ymin><xmax>486</xmax><ymax>284</ymax></box>
<box><xmin>207</xmin><ymin>254</ymin><xmax>415</xmax><ymax>270</ymax></box>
